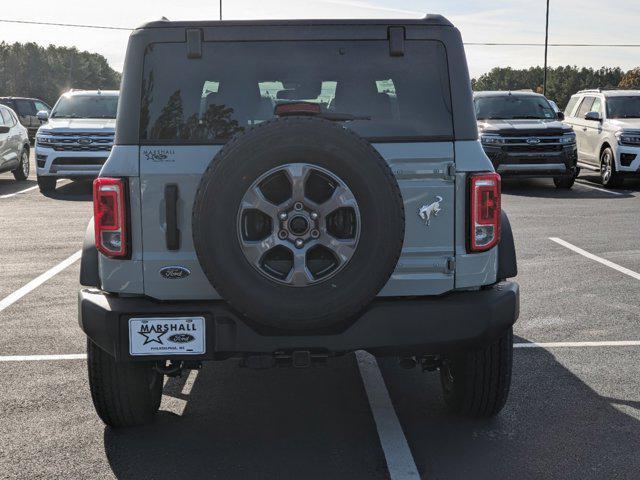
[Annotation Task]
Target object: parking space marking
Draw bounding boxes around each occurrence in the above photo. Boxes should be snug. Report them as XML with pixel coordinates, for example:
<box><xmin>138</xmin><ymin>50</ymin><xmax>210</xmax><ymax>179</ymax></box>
<box><xmin>355</xmin><ymin>351</ymin><xmax>420</xmax><ymax>480</ymax></box>
<box><xmin>181</xmin><ymin>369</ymin><xmax>199</xmax><ymax>395</ymax></box>
<box><xmin>0</xmin><ymin>250</ymin><xmax>82</xmax><ymax>314</ymax></box>
<box><xmin>0</xmin><ymin>185</ymin><xmax>38</xmax><ymax>199</ymax></box>
<box><xmin>0</xmin><ymin>354</ymin><xmax>86</xmax><ymax>362</ymax></box>
<box><xmin>515</xmin><ymin>340</ymin><xmax>640</xmax><ymax>348</ymax></box>
<box><xmin>550</xmin><ymin>237</ymin><xmax>640</xmax><ymax>280</ymax></box>
<box><xmin>574</xmin><ymin>181</ymin><xmax>625</xmax><ymax>196</ymax></box>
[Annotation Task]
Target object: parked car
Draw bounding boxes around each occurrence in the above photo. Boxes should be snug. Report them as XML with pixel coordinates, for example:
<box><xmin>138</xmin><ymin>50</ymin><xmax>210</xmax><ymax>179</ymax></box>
<box><xmin>78</xmin><ymin>16</ymin><xmax>519</xmax><ymax>428</ymax></box>
<box><xmin>34</xmin><ymin>90</ymin><xmax>118</xmax><ymax>193</ymax></box>
<box><xmin>563</xmin><ymin>89</ymin><xmax>640</xmax><ymax>187</ymax></box>
<box><xmin>474</xmin><ymin>91</ymin><xmax>578</xmax><ymax>188</ymax></box>
<box><xmin>0</xmin><ymin>104</ymin><xmax>30</xmax><ymax>181</ymax></box>
<box><xmin>0</xmin><ymin>97</ymin><xmax>51</xmax><ymax>142</ymax></box>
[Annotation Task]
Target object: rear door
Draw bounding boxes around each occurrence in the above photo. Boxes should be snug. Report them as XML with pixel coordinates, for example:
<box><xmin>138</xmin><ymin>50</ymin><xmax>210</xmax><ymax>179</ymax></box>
<box><xmin>138</xmin><ymin>36</ymin><xmax>456</xmax><ymax>300</ymax></box>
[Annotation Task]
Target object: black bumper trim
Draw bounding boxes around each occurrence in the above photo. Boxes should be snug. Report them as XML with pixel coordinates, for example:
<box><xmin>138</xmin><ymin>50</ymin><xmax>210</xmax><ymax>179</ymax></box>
<box><xmin>78</xmin><ymin>282</ymin><xmax>519</xmax><ymax>361</ymax></box>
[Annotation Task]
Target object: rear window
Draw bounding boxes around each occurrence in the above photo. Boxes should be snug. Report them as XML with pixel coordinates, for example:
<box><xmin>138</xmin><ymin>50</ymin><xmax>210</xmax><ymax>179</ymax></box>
<box><xmin>139</xmin><ymin>40</ymin><xmax>453</xmax><ymax>144</ymax></box>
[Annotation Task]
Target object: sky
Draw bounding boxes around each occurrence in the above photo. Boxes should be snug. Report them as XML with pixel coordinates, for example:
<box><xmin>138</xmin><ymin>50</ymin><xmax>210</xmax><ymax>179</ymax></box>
<box><xmin>1</xmin><ymin>0</ymin><xmax>639</xmax><ymax>78</ymax></box>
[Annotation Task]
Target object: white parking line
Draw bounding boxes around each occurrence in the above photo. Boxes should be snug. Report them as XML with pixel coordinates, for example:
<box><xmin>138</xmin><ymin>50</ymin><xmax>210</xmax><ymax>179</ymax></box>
<box><xmin>574</xmin><ymin>181</ymin><xmax>624</xmax><ymax>196</ymax></box>
<box><xmin>355</xmin><ymin>350</ymin><xmax>420</xmax><ymax>480</ymax></box>
<box><xmin>549</xmin><ymin>237</ymin><xmax>640</xmax><ymax>281</ymax></box>
<box><xmin>0</xmin><ymin>354</ymin><xmax>86</xmax><ymax>362</ymax></box>
<box><xmin>0</xmin><ymin>250</ymin><xmax>82</xmax><ymax>314</ymax></box>
<box><xmin>0</xmin><ymin>185</ymin><xmax>38</xmax><ymax>199</ymax></box>
<box><xmin>515</xmin><ymin>341</ymin><xmax>640</xmax><ymax>348</ymax></box>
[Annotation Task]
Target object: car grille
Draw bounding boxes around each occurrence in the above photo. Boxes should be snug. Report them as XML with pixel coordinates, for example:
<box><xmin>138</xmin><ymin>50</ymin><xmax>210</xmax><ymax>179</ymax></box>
<box><xmin>499</xmin><ymin>136</ymin><xmax>567</xmax><ymax>153</ymax></box>
<box><xmin>52</xmin><ymin>157</ymin><xmax>107</xmax><ymax>166</ymax></box>
<box><xmin>38</xmin><ymin>131</ymin><xmax>114</xmax><ymax>152</ymax></box>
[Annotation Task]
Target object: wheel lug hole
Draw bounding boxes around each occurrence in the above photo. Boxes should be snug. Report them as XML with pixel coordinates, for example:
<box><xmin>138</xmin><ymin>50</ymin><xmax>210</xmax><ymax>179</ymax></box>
<box><xmin>278</xmin><ymin>230</ymin><xmax>288</xmax><ymax>240</ymax></box>
<box><xmin>295</xmin><ymin>239</ymin><xmax>304</xmax><ymax>249</ymax></box>
<box><xmin>294</xmin><ymin>202</ymin><xmax>304</xmax><ymax>211</ymax></box>
<box><xmin>310</xmin><ymin>229</ymin><xmax>320</xmax><ymax>239</ymax></box>
<box><xmin>278</xmin><ymin>212</ymin><xmax>288</xmax><ymax>221</ymax></box>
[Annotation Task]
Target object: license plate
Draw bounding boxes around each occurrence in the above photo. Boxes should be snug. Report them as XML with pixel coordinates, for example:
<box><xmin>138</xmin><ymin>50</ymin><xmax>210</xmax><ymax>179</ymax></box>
<box><xmin>128</xmin><ymin>317</ymin><xmax>205</xmax><ymax>356</ymax></box>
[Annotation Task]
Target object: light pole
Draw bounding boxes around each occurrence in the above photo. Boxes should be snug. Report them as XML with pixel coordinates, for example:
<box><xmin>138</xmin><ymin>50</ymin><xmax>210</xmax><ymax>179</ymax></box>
<box><xmin>543</xmin><ymin>0</ymin><xmax>550</xmax><ymax>95</ymax></box>
<box><xmin>220</xmin><ymin>0</ymin><xmax>222</xmax><ymax>20</ymax></box>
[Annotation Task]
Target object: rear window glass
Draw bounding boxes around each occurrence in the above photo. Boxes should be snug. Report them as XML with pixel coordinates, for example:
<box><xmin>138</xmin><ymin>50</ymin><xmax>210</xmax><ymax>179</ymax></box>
<box><xmin>140</xmin><ymin>41</ymin><xmax>453</xmax><ymax>144</ymax></box>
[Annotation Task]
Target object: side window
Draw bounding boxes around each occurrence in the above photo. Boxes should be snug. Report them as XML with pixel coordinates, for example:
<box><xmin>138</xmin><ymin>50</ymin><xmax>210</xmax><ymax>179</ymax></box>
<box><xmin>0</xmin><ymin>108</ymin><xmax>5</xmax><ymax>126</ymax></box>
<box><xmin>576</xmin><ymin>97</ymin><xmax>595</xmax><ymax>118</ymax></box>
<box><xmin>591</xmin><ymin>98</ymin><xmax>602</xmax><ymax>115</ymax></box>
<box><xmin>33</xmin><ymin>100</ymin><xmax>49</xmax><ymax>112</ymax></box>
<box><xmin>564</xmin><ymin>96</ymin><xmax>579</xmax><ymax>117</ymax></box>
<box><xmin>15</xmin><ymin>99</ymin><xmax>36</xmax><ymax>116</ymax></box>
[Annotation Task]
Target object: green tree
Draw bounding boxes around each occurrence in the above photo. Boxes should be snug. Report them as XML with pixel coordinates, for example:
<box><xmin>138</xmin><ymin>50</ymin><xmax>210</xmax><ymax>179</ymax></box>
<box><xmin>0</xmin><ymin>42</ymin><xmax>121</xmax><ymax>106</ymax></box>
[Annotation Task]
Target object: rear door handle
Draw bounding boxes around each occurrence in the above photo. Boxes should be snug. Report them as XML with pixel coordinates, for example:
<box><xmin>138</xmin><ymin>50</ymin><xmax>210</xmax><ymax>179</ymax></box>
<box><xmin>165</xmin><ymin>184</ymin><xmax>180</xmax><ymax>250</ymax></box>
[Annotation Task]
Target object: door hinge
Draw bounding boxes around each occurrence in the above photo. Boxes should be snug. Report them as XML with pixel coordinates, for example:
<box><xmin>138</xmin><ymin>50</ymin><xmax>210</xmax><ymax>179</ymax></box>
<box><xmin>446</xmin><ymin>163</ymin><xmax>456</xmax><ymax>180</ymax></box>
<box><xmin>445</xmin><ymin>257</ymin><xmax>456</xmax><ymax>274</ymax></box>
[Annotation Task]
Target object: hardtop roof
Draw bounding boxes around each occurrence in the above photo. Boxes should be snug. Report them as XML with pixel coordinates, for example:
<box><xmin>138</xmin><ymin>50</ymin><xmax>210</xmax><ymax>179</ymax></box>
<box><xmin>135</xmin><ymin>15</ymin><xmax>453</xmax><ymax>30</ymax></box>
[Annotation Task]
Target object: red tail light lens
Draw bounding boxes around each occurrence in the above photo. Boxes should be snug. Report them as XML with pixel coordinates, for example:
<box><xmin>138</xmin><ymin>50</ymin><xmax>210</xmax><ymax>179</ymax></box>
<box><xmin>93</xmin><ymin>177</ymin><xmax>128</xmax><ymax>258</ymax></box>
<box><xmin>469</xmin><ymin>172</ymin><xmax>501</xmax><ymax>252</ymax></box>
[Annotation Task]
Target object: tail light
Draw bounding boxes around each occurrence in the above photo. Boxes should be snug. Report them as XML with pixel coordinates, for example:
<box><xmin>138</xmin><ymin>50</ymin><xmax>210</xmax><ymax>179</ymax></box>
<box><xmin>469</xmin><ymin>172</ymin><xmax>501</xmax><ymax>252</ymax></box>
<box><xmin>93</xmin><ymin>177</ymin><xmax>128</xmax><ymax>258</ymax></box>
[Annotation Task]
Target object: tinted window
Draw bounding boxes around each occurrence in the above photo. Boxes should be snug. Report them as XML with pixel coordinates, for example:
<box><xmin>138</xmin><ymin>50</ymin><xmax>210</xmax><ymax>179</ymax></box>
<box><xmin>591</xmin><ymin>98</ymin><xmax>602</xmax><ymax>116</ymax></box>
<box><xmin>140</xmin><ymin>41</ymin><xmax>453</xmax><ymax>143</ymax></box>
<box><xmin>15</xmin><ymin>99</ymin><xmax>36</xmax><ymax>116</ymax></box>
<box><xmin>576</xmin><ymin>97</ymin><xmax>595</xmax><ymax>118</ymax></box>
<box><xmin>474</xmin><ymin>95</ymin><xmax>556</xmax><ymax>120</ymax></box>
<box><xmin>606</xmin><ymin>96</ymin><xmax>640</xmax><ymax>119</ymax></box>
<box><xmin>52</xmin><ymin>95</ymin><xmax>118</xmax><ymax>119</ymax></box>
<box><xmin>564</xmin><ymin>96</ymin><xmax>579</xmax><ymax>117</ymax></box>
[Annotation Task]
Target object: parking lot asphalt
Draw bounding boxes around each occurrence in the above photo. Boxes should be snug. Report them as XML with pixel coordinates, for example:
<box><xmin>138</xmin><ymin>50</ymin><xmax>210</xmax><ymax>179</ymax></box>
<box><xmin>0</xmin><ymin>152</ymin><xmax>638</xmax><ymax>479</ymax></box>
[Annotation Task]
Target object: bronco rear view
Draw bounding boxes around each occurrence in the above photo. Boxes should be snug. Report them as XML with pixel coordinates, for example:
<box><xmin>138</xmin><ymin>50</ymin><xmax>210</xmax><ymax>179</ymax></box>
<box><xmin>79</xmin><ymin>16</ymin><xmax>519</xmax><ymax>427</ymax></box>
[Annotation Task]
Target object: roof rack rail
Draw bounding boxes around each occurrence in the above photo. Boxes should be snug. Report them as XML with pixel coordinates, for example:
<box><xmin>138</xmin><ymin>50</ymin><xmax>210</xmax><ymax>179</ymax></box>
<box><xmin>577</xmin><ymin>88</ymin><xmax>602</xmax><ymax>93</ymax></box>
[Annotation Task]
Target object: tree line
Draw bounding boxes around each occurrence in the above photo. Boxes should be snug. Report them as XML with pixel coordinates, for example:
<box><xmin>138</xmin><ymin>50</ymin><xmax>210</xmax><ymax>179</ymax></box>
<box><xmin>0</xmin><ymin>42</ymin><xmax>121</xmax><ymax>107</ymax></box>
<box><xmin>472</xmin><ymin>66</ymin><xmax>640</xmax><ymax>109</ymax></box>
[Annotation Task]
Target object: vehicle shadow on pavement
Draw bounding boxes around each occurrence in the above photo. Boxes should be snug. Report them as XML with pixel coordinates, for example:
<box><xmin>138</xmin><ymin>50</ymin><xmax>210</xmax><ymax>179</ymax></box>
<box><xmin>103</xmin><ymin>354</ymin><xmax>389</xmax><ymax>480</ymax></box>
<box><xmin>502</xmin><ymin>178</ymin><xmax>635</xmax><ymax>199</ymax></box>
<box><xmin>379</xmin><ymin>336</ymin><xmax>640</xmax><ymax>480</ymax></box>
<box><xmin>42</xmin><ymin>179</ymin><xmax>93</xmax><ymax>201</ymax></box>
<box><xmin>0</xmin><ymin>178</ymin><xmax>36</xmax><ymax>196</ymax></box>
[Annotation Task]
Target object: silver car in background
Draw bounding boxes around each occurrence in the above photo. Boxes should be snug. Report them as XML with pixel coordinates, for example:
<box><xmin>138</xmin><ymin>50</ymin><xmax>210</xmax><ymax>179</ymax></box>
<box><xmin>0</xmin><ymin>104</ymin><xmax>30</xmax><ymax>182</ymax></box>
<box><xmin>35</xmin><ymin>90</ymin><xmax>118</xmax><ymax>193</ymax></box>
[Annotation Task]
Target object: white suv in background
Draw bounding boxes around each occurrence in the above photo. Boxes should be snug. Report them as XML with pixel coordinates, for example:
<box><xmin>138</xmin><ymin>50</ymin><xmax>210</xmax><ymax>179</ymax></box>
<box><xmin>563</xmin><ymin>89</ymin><xmax>640</xmax><ymax>187</ymax></box>
<box><xmin>35</xmin><ymin>90</ymin><xmax>118</xmax><ymax>193</ymax></box>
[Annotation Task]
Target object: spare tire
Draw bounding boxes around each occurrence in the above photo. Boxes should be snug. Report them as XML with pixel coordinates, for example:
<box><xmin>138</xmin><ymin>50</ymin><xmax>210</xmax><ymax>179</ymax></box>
<box><xmin>193</xmin><ymin>117</ymin><xmax>404</xmax><ymax>331</ymax></box>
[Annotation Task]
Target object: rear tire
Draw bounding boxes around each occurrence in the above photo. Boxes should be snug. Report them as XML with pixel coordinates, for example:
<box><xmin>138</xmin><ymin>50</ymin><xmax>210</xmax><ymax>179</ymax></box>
<box><xmin>439</xmin><ymin>327</ymin><xmax>513</xmax><ymax>418</ymax></box>
<box><xmin>553</xmin><ymin>175</ymin><xmax>575</xmax><ymax>189</ymax></box>
<box><xmin>87</xmin><ymin>340</ymin><xmax>163</xmax><ymax>428</ymax></box>
<box><xmin>12</xmin><ymin>149</ymin><xmax>30</xmax><ymax>181</ymax></box>
<box><xmin>37</xmin><ymin>175</ymin><xmax>56</xmax><ymax>193</ymax></box>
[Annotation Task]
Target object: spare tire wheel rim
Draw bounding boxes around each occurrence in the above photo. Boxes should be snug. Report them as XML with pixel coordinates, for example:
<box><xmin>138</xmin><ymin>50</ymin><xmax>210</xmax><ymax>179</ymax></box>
<box><xmin>237</xmin><ymin>162</ymin><xmax>361</xmax><ymax>286</ymax></box>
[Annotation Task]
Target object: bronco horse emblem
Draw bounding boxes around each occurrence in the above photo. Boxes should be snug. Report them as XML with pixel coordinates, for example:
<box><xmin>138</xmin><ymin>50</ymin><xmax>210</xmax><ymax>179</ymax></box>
<box><xmin>418</xmin><ymin>196</ymin><xmax>443</xmax><ymax>226</ymax></box>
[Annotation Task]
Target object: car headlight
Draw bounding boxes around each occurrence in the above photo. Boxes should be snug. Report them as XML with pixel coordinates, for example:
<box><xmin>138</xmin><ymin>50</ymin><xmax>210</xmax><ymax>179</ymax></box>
<box><xmin>559</xmin><ymin>132</ymin><xmax>576</xmax><ymax>145</ymax></box>
<box><xmin>616</xmin><ymin>131</ymin><xmax>640</xmax><ymax>146</ymax></box>
<box><xmin>481</xmin><ymin>135</ymin><xmax>505</xmax><ymax>145</ymax></box>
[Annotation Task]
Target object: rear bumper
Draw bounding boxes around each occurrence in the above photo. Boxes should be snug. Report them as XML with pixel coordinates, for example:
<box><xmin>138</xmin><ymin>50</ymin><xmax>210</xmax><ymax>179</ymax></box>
<box><xmin>79</xmin><ymin>281</ymin><xmax>519</xmax><ymax>362</ymax></box>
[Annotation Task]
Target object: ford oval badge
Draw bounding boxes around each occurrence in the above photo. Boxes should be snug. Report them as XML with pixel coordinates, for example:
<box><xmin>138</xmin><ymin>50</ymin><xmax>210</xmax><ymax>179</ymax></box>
<box><xmin>160</xmin><ymin>266</ymin><xmax>191</xmax><ymax>279</ymax></box>
<box><xmin>168</xmin><ymin>334</ymin><xmax>195</xmax><ymax>343</ymax></box>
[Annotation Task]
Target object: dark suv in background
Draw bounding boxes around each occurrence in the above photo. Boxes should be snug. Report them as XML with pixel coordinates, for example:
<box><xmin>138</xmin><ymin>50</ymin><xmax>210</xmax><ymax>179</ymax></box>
<box><xmin>474</xmin><ymin>91</ymin><xmax>578</xmax><ymax>188</ymax></box>
<box><xmin>0</xmin><ymin>97</ymin><xmax>52</xmax><ymax>142</ymax></box>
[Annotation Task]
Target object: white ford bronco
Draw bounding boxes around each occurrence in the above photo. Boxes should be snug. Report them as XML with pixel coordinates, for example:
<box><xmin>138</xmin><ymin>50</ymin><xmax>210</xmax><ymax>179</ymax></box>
<box><xmin>78</xmin><ymin>16</ymin><xmax>519</xmax><ymax>427</ymax></box>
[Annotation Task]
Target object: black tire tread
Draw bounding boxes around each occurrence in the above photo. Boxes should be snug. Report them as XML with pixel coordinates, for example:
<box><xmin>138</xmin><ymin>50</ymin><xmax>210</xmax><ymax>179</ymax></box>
<box><xmin>87</xmin><ymin>340</ymin><xmax>162</xmax><ymax>428</ymax></box>
<box><xmin>441</xmin><ymin>328</ymin><xmax>513</xmax><ymax>418</ymax></box>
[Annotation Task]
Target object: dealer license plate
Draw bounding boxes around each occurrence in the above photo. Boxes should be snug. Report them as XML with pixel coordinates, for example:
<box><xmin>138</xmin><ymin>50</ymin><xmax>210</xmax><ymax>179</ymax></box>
<box><xmin>128</xmin><ymin>317</ymin><xmax>206</xmax><ymax>356</ymax></box>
